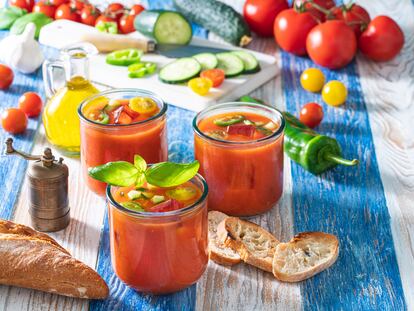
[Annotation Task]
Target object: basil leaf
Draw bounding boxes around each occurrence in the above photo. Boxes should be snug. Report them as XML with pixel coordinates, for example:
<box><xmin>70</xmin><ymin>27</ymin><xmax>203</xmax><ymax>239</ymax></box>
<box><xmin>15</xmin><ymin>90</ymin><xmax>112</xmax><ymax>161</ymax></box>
<box><xmin>88</xmin><ymin>161</ymin><xmax>138</xmax><ymax>186</ymax></box>
<box><xmin>134</xmin><ymin>155</ymin><xmax>147</xmax><ymax>172</ymax></box>
<box><xmin>135</xmin><ymin>173</ymin><xmax>146</xmax><ymax>188</ymax></box>
<box><xmin>10</xmin><ymin>12</ymin><xmax>52</xmax><ymax>39</ymax></box>
<box><xmin>0</xmin><ymin>7</ymin><xmax>27</xmax><ymax>30</ymax></box>
<box><xmin>145</xmin><ymin>161</ymin><xmax>200</xmax><ymax>188</ymax></box>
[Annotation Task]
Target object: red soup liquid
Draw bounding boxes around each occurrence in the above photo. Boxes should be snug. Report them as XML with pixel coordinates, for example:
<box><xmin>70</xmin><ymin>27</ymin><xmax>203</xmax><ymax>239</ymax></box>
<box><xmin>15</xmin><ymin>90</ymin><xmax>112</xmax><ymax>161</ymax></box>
<box><xmin>194</xmin><ymin>105</ymin><xmax>284</xmax><ymax>216</ymax></box>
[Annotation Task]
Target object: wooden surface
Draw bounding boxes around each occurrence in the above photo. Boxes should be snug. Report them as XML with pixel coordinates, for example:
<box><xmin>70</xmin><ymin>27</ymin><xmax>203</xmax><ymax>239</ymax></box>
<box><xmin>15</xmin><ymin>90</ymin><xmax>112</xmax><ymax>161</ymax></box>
<box><xmin>0</xmin><ymin>0</ymin><xmax>413</xmax><ymax>310</ymax></box>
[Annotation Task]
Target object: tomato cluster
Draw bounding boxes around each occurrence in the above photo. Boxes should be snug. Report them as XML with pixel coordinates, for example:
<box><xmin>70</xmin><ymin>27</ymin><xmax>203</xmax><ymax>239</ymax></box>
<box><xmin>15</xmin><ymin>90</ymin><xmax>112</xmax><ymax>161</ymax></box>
<box><xmin>10</xmin><ymin>0</ymin><xmax>145</xmax><ymax>34</ymax></box>
<box><xmin>243</xmin><ymin>0</ymin><xmax>404</xmax><ymax>69</ymax></box>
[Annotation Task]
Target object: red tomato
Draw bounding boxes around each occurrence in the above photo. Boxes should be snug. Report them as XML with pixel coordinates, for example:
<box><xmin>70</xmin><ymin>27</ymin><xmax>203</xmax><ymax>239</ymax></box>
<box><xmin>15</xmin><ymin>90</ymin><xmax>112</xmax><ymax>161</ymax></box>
<box><xmin>70</xmin><ymin>0</ymin><xmax>85</xmax><ymax>12</ymax></box>
<box><xmin>243</xmin><ymin>0</ymin><xmax>288</xmax><ymax>37</ymax></box>
<box><xmin>95</xmin><ymin>15</ymin><xmax>116</xmax><ymax>26</ymax></box>
<box><xmin>33</xmin><ymin>1</ymin><xmax>57</xmax><ymax>19</ymax></box>
<box><xmin>299</xmin><ymin>103</ymin><xmax>323</xmax><ymax>128</ymax></box>
<box><xmin>331</xmin><ymin>4</ymin><xmax>370</xmax><ymax>37</ymax></box>
<box><xmin>55</xmin><ymin>3</ymin><xmax>80</xmax><ymax>21</ymax></box>
<box><xmin>273</xmin><ymin>8</ymin><xmax>318</xmax><ymax>56</ymax></box>
<box><xmin>119</xmin><ymin>14</ymin><xmax>135</xmax><ymax>34</ymax></box>
<box><xmin>106</xmin><ymin>2</ymin><xmax>125</xmax><ymax>20</ymax></box>
<box><xmin>200</xmin><ymin>69</ymin><xmax>225</xmax><ymax>87</ymax></box>
<box><xmin>293</xmin><ymin>0</ymin><xmax>335</xmax><ymax>21</ymax></box>
<box><xmin>130</xmin><ymin>4</ymin><xmax>145</xmax><ymax>16</ymax></box>
<box><xmin>306</xmin><ymin>20</ymin><xmax>357</xmax><ymax>69</ymax></box>
<box><xmin>1</xmin><ymin>108</ymin><xmax>27</xmax><ymax>134</ymax></box>
<box><xmin>18</xmin><ymin>92</ymin><xmax>43</xmax><ymax>118</ymax></box>
<box><xmin>80</xmin><ymin>5</ymin><xmax>100</xmax><ymax>26</ymax></box>
<box><xmin>359</xmin><ymin>16</ymin><xmax>404</xmax><ymax>62</ymax></box>
<box><xmin>9</xmin><ymin>0</ymin><xmax>35</xmax><ymax>12</ymax></box>
<box><xmin>50</xmin><ymin>0</ymin><xmax>69</xmax><ymax>7</ymax></box>
<box><xmin>0</xmin><ymin>65</ymin><xmax>14</xmax><ymax>90</ymax></box>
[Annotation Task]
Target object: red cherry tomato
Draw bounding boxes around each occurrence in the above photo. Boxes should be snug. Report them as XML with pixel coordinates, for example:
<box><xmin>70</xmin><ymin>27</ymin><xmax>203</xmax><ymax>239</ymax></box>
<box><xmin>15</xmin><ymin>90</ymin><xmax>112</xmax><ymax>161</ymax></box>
<box><xmin>293</xmin><ymin>0</ymin><xmax>335</xmax><ymax>21</ymax></box>
<box><xmin>306</xmin><ymin>20</ymin><xmax>357</xmax><ymax>69</ymax></box>
<box><xmin>331</xmin><ymin>4</ymin><xmax>370</xmax><ymax>37</ymax></box>
<box><xmin>130</xmin><ymin>4</ymin><xmax>145</xmax><ymax>16</ymax></box>
<box><xmin>70</xmin><ymin>0</ymin><xmax>85</xmax><ymax>12</ymax></box>
<box><xmin>359</xmin><ymin>16</ymin><xmax>404</xmax><ymax>62</ymax></box>
<box><xmin>95</xmin><ymin>15</ymin><xmax>116</xmax><ymax>26</ymax></box>
<box><xmin>200</xmin><ymin>69</ymin><xmax>225</xmax><ymax>87</ymax></box>
<box><xmin>299</xmin><ymin>103</ymin><xmax>323</xmax><ymax>128</ymax></box>
<box><xmin>106</xmin><ymin>2</ymin><xmax>125</xmax><ymax>20</ymax></box>
<box><xmin>55</xmin><ymin>3</ymin><xmax>80</xmax><ymax>22</ymax></box>
<box><xmin>80</xmin><ymin>5</ymin><xmax>101</xmax><ymax>26</ymax></box>
<box><xmin>50</xmin><ymin>0</ymin><xmax>68</xmax><ymax>7</ymax></box>
<box><xmin>119</xmin><ymin>14</ymin><xmax>135</xmax><ymax>34</ymax></box>
<box><xmin>1</xmin><ymin>108</ymin><xmax>28</xmax><ymax>134</ymax></box>
<box><xmin>274</xmin><ymin>8</ymin><xmax>318</xmax><ymax>56</ymax></box>
<box><xmin>243</xmin><ymin>0</ymin><xmax>288</xmax><ymax>37</ymax></box>
<box><xmin>0</xmin><ymin>65</ymin><xmax>14</xmax><ymax>90</ymax></box>
<box><xmin>33</xmin><ymin>1</ymin><xmax>57</xmax><ymax>19</ymax></box>
<box><xmin>9</xmin><ymin>0</ymin><xmax>35</xmax><ymax>12</ymax></box>
<box><xmin>18</xmin><ymin>92</ymin><xmax>43</xmax><ymax>118</ymax></box>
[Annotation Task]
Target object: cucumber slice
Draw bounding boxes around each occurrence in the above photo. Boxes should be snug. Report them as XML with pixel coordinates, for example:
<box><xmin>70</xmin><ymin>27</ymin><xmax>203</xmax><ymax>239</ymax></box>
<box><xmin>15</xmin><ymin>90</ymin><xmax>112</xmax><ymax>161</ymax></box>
<box><xmin>193</xmin><ymin>53</ymin><xmax>218</xmax><ymax>70</ymax></box>
<box><xmin>216</xmin><ymin>53</ymin><xmax>244</xmax><ymax>77</ymax></box>
<box><xmin>159</xmin><ymin>57</ymin><xmax>201</xmax><ymax>84</ymax></box>
<box><xmin>231</xmin><ymin>51</ymin><xmax>260</xmax><ymax>74</ymax></box>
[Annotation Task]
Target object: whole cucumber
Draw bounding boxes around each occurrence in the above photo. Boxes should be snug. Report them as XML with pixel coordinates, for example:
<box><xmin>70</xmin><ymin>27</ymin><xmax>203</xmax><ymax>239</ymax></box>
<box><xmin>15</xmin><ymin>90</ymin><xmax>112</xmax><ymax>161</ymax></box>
<box><xmin>173</xmin><ymin>0</ymin><xmax>252</xmax><ymax>46</ymax></box>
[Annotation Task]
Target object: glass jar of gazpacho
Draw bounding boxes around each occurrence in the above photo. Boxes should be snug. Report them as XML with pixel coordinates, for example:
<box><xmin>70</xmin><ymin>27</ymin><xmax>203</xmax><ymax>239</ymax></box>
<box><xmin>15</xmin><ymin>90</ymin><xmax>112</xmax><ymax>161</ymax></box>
<box><xmin>78</xmin><ymin>89</ymin><xmax>168</xmax><ymax>195</ymax></box>
<box><xmin>106</xmin><ymin>174</ymin><xmax>209</xmax><ymax>294</ymax></box>
<box><xmin>193</xmin><ymin>102</ymin><xmax>285</xmax><ymax>216</ymax></box>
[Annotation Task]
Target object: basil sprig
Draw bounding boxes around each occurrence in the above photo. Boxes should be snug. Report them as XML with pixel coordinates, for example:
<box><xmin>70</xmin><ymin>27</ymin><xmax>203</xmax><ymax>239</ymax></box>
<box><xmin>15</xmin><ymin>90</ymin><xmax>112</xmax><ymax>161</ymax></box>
<box><xmin>88</xmin><ymin>155</ymin><xmax>200</xmax><ymax>188</ymax></box>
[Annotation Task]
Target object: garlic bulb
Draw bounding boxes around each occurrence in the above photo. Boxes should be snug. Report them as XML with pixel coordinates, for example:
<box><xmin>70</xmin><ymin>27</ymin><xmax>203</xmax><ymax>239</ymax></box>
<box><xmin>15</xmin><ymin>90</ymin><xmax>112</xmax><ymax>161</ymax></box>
<box><xmin>0</xmin><ymin>23</ymin><xmax>44</xmax><ymax>74</ymax></box>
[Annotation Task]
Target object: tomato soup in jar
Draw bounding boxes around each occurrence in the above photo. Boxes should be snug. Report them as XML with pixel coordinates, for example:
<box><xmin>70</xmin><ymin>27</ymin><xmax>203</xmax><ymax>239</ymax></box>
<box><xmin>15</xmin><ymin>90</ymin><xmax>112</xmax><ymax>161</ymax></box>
<box><xmin>193</xmin><ymin>102</ymin><xmax>285</xmax><ymax>216</ymax></box>
<box><xmin>107</xmin><ymin>174</ymin><xmax>208</xmax><ymax>294</ymax></box>
<box><xmin>78</xmin><ymin>89</ymin><xmax>167</xmax><ymax>195</ymax></box>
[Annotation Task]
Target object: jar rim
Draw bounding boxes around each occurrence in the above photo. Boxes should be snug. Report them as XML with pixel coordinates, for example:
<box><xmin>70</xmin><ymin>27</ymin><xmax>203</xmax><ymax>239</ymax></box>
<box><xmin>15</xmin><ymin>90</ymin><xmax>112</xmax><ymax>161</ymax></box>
<box><xmin>106</xmin><ymin>173</ymin><xmax>208</xmax><ymax>219</ymax></box>
<box><xmin>78</xmin><ymin>88</ymin><xmax>168</xmax><ymax>127</ymax></box>
<box><xmin>192</xmin><ymin>102</ymin><xmax>285</xmax><ymax>146</ymax></box>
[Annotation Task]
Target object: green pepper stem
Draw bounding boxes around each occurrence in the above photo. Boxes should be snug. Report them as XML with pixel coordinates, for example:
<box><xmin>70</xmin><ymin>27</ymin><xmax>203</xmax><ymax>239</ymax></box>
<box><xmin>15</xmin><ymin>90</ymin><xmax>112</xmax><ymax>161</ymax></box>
<box><xmin>324</xmin><ymin>153</ymin><xmax>359</xmax><ymax>166</ymax></box>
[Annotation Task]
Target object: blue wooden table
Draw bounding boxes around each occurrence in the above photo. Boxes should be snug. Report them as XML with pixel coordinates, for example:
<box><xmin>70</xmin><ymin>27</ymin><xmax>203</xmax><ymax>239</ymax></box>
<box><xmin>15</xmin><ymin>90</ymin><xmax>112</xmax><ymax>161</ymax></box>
<box><xmin>0</xmin><ymin>0</ymin><xmax>413</xmax><ymax>310</ymax></box>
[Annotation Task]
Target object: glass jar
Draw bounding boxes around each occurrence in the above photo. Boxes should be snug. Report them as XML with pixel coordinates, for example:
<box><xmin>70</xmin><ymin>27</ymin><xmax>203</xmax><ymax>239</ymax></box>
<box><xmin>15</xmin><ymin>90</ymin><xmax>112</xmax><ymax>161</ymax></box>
<box><xmin>107</xmin><ymin>174</ymin><xmax>209</xmax><ymax>294</ymax></box>
<box><xmin>78</xmin><ymin>89</ymin><xmax>168</xmax><ymax>195</ymax></box>
<box><xmin>193</xmin><ymin>102</ymin><xmax>285</xmax><ymax>216</ymax></box>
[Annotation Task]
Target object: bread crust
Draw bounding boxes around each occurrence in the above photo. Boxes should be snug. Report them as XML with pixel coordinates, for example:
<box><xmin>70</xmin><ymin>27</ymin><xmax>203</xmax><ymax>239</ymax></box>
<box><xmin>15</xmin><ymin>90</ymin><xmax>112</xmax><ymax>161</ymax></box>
<box><xmin>217</xmin><ymin>217</ymin><xmax>280</xmax><ymax>272</ymax></box>
<box><xmin>272</xmin><ymin>232</ymin><xmax>339</xmax><ymax>282</ymax></box>
<box><xmin>0</xmin><ymin>220</ymin><xmax>108</xmax><ymax>299</ymax></box>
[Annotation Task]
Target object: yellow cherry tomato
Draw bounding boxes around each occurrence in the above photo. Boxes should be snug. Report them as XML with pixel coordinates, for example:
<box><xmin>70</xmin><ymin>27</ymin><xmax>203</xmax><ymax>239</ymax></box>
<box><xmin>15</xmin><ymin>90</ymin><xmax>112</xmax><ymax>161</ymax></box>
<box><xmin>300</xmin><ymin>68</ymin><xmax>325</xmax><ymax>93</ymax></box>
<box><xmin>129</xmin><ymin>97</ymin><xmax>158</xmax><ymax>114</ymax></box>
<box><xmin>322</xmin><ymin>80</ymin><xmax>347</xmax><ymax>106</ymax></box>
<box><xmin>188</xmin><ymin>77</ymin><xmax>212</xmax><ymax>96</ymax></box>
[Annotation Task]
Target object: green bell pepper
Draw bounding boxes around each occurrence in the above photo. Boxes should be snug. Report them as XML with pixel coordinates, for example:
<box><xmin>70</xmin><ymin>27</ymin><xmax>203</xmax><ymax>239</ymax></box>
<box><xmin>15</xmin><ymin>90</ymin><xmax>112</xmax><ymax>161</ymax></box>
<box><xmin>106</xmin><ymin>49</ymin><xmax>143</xmax><ymax>66</ymax></box>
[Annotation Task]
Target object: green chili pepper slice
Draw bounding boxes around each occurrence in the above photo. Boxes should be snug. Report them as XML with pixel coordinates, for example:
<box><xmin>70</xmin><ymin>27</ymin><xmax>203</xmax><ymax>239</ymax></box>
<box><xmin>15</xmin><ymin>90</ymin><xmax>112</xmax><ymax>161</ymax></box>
<box><xmin>95</xmin><ymin>110</ymin><xmax>109</xmax><ymax>124</ymax></box>
<box><xmin>214</xmin><ymin>114</ymin><xmax>245</xmax><ymax>127</ymax></box>
<box><xmin>128</xmin><ymin>68</ymin><xmax>148</xmax><ymax>78</ymax></box>
<box><xmin>106</xmin><ymin>49</ymin><xmax>143</xmax><ymax>66</ymax></box>
<box><xmin>128</xmin><ymin>62</ymin><xmax>157</xmax><ymax>78</ymax></box>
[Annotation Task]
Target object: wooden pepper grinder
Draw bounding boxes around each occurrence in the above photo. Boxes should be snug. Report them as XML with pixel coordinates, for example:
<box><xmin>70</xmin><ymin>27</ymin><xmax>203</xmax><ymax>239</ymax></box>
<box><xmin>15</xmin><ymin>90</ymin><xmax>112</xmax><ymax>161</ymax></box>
<box><xmin>5</xmin><ymin>138</ymin><xmax>70</xmax><ymax>232</ymax></box>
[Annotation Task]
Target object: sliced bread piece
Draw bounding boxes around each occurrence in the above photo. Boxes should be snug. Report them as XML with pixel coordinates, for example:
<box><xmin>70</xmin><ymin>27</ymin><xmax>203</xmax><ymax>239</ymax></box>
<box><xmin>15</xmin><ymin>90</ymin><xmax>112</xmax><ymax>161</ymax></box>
<box><xmin>217</xmin><ymin>217</ymin><xmax>280</xmax><ymax>272</ymax></box>
<box><xmin>208</xmin><ymin>211</ymin><xmax>241</xmax><ymax>266</ymax></box>
<box><xmin>272</xmin><ymin>232</ymin><xmax>339</xmax><ymax>282</ymax></box>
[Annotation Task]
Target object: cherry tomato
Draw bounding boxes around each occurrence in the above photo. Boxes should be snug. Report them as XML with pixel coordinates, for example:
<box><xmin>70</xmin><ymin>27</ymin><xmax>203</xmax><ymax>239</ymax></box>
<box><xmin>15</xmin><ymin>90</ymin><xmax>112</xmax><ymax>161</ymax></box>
<box><xmin>119</xmin><ymin>14</ymin><xmax>135</xmax><ymax>34</ymax></box>
<box><xmin>130</xmin><ymin>4</ymin><xmax>145</xmax><ymax>16</ymax></box>
<box><xmin>33</xmin><ymin>1</ymin><xmax>57</xmax><ymax>19</ymax></box>
<box><xmin>322</xmin><ymin>80</ymin><xmax>347</xmax><ymax>107</ymax></box>
<box><xmin>106</xmin><ymin>2</ymin><xmax>125</xmax><ymax>20</ymax></box>
<box><xmin>243</xmin><ymin>0</ymin><xmax>288</xmax><ymax>37</ymax></box>
<box><xmin>0</xmin><ymin>65</ymin><xmax>14</xmax><ymax>90</ymax></box>
<box><xmin>1</xmin><ymin>108</ymin><xmax>27</xmax><ymax>134</ymax></box>
<box><xmin>331</xmin><ymin>4</ymin><xmax>370</xmax><ymax>37</ymax></box>
<box><xmin>81</xmin><ymin>5</ymin><xmax>101</xmax><ymax>26</ymax></box>
<box><xmin>95</xmin><ymin>15</ymin><xmax>116</xmax><ymax>26</ymax></box>
<box><xmin>306</xmin><ymin>20</ymin><xmax>357</xmax><ymax>69</ymax></box>
<box><xmin>18</xmin><ymin>92</ymin><xmax>43</xmax><ymax>118</ymax></box>
<box><xmin>299</xmin><ymin>103</ymin><xmax>323</xmax><ymax>128</ymax></box>
<box><xmin>70</xmin><ymin>0</ymin><xmax>85</xmax><ymax>12</ymax></box>
<box><xmin>300</xmin><ymin>68</ymin><xmax>325</xmax><ymax>93</ymax></box>
<box><xmin>50</xmin><ymin>0</ymin><xmax>68</xmax><ymax>7</ymax></box>
<box><xmin>200</xmin><ymin>69</ymin><xmax>225</xmax><ymax>87</ymax></box>
<box><xmin>188</xmin><ymin>78</ymin><xmax>212</xmax><ymax>96</ymax></box>
<box><xmin>293</xmin><ymin>0</ymin><xmax>335</xmax><ymax>21</ymax></box>
<box><xmin>55</xmin><ymin>3</ymin><xmax>80</xmax><ymax>22</ymax></box>
<box><xmin>359</xmin><ymin>16</ymin><xmax>404</xmax><ymax>62</ymax></box>
<box><xmin>274</xmin><ymin>8</ymin><xmax>318</xmax><ymax>56</ymax></box>
<box><xmin>9</xmin><ymin>0</ymin><xmax>35</xmax><ymax>12</ymax></box>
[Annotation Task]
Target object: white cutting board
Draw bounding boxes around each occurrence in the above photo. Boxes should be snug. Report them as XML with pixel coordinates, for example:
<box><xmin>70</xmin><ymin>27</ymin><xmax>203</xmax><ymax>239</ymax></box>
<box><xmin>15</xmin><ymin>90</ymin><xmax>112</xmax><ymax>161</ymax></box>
<box><xmin>39</xmin><ymin>20</ymin><xmax>278</xmax><ymax>112</ymax></box>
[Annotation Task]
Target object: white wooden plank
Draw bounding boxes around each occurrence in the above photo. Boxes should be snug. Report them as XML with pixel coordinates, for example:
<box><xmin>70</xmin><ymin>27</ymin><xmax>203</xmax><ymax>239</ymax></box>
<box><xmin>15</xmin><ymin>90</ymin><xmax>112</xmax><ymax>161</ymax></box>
<box><xmin>355</xmin><ymin>0</ymin><xmax>414</xmax><ymax>309</ymax></box>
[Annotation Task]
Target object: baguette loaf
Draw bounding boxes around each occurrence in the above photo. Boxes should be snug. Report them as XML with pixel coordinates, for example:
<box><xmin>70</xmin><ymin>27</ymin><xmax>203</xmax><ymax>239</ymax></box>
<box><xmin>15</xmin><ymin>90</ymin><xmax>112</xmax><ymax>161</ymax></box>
<box><xmin>218</xmin><ymin>217</ymin><xmax>279</xmax><ymax>272</ymax></box>
<box><xmin>0</xmin><ymin>219</ymin><xmax>109</xmax><ymax>299</ymax></box>
<box><xmin>272</xmin><ymin>232</ymin><xmax>339</xmax><ymax>282</ymax></box>
<box><xmin>208</xmin><ymin>211</ymin><xmax>241</xmax><ymax>265</ymax></box>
